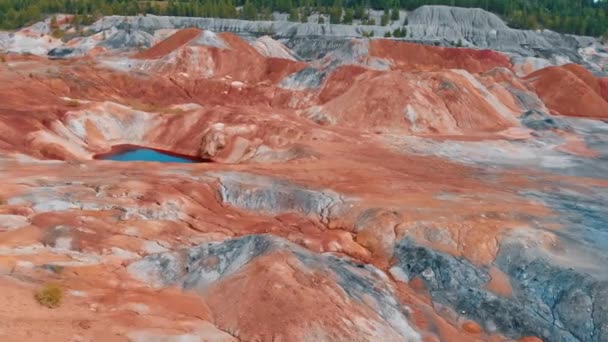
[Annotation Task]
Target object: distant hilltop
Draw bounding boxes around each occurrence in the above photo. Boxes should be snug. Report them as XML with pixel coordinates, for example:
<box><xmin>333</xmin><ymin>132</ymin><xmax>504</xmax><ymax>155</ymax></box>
<box><xmin>1</xmin><ymin>0</ymin><xmax>608</xmax><ymax>38</ymax></box>
<box><xmin>1</xmin><ymin>6</ymin><xmax>607</xmax><ymax>75</ymax></box>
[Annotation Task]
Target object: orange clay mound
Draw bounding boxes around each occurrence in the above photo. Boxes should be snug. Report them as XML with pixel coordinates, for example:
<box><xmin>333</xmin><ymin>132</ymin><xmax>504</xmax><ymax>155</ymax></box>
<box><xmin>316</xmin><ymin>65</ymin><xmax>517</xmax><ymax>133</ymax></box>
<box><xmin>525</xmin><ymin>65</ymin><xmax>608</xmax><ymax>118</ymax></box>
<box><xmin>134</xmin><ymin>27</ymin><xmax>202</xmax><ymax>59</ymax></box>
<box><xmin>370</xmin><ymin>39</ymin><xmax>511</xmax><ymax>73</ymax></box>
<box><xmin>561</xmin><ymin>63</ymin><xmax>608</xmax><ymax>101</ymax></box>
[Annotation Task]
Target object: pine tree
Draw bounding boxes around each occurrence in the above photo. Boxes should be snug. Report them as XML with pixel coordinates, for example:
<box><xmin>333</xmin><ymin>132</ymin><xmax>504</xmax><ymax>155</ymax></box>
<box><xmin>391</xmin><ymin>7</ymin><xmax>399</xmax><ymax>21</ymax></box>
<box><xmin>354</xmin><ymin>5</ymin><xmax>365</xmax><ymax>20</ymax></box>
<box><xmin>300</xmin><ymin>9</ymin><xmax>308</xmax><ymax>23</ymax></box>
<box><xmin>343</xmin><ymin>8</ymin><xmax>353</xmax><ymax>24</ymax></box>
<box><xmin>380</xmin><ymin>11</ymin><xmax>389</xmax><ymax>26</ymax></box>
<box><xmin>242</xmin><ymin>1</ymin><xmax>257</xmax><ymax>20</ymax></box>
<box><xmin>329</xmin><ymin>6</ymin><xmax>341</xmax><ymax>24</ymax></box>
<box><xmin>288</xmin><ymin>8</ymin><xmax>299</xmax><ymax>21</ymax></box>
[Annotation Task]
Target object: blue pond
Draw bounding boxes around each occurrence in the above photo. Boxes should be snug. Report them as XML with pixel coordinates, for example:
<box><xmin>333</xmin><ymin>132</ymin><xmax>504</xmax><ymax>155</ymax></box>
<box><xmin>98</xmin><ymin>146</ymin><xmax>200</xmax><ymax>163</ymax></box>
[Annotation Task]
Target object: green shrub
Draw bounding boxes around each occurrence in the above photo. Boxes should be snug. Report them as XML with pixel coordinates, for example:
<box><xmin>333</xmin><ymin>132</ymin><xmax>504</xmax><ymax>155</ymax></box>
<box><xmin>35</xmin><ymin>283</ymin><xmax>63</xmax><ymax>308</ymax></box>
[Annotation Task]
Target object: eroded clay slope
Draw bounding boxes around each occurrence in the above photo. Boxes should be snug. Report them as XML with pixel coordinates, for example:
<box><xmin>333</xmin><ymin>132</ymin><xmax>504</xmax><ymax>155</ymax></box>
<box><xmin>0</xmin><ymin>21</ymin><xmax>607</xmax><ymax>342</ymax></box>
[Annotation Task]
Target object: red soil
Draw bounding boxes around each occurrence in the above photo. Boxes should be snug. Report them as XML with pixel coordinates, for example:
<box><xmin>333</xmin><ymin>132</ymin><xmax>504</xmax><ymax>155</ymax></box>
<box><xmin>317</xmin><ymin>65</ymin><xmax>516</xmax><ymax>133</ymax></box>
<box><xmin>561</xmin><ymin>63</ymin><xmax>608</xmax><ymax>101</ymax></box>
<box><xmin>134</xmin><ymin>27</ymin><xmax>202</xmax><ymax>59</ymax></box>
<box><xmin>370</xmin><ymin>40</ymin><xmax>511</xmax><ymax>73</ymax></box>
<box><xmin>525</xmin><ymin>65</ymin><xmax>608</xmax><ymax>118</ymax></box>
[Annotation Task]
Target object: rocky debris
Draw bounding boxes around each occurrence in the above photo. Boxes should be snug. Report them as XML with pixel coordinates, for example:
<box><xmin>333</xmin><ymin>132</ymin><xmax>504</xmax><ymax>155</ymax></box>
<box><xmin>208</xmin><ymin>171</ymin><xmax>345</xmax><ymax>224</ymax></box>
<box><xmin>284</xmin><ymin>35</ymin><xmax>356</xmax><ymax>61</ymax></box>
<box><xmin>251</xmin><ymin>35</ymin><xmax>296</xmax><ymax>60</ymax></box>
<box><xmin>99</xmin><ymin>28</ymin><xmax>156</xmax><ymax>50</ymax></box>
<box><xmin>198</xmin><ymin>123</ymin><xmax>260</xmax><ymax>162</ymax></box>
<box><xmin>505</xmin><ymin>86</ymin><xmax>548</xmax><ymax>113</ymax></box>
<box><xmin>280</xmin><ymin>66</ymin><xmax>326</xmax><ymax>90</ymax></box>
<box><xmin>47</xmin><ymin>47</ymin><xmax>78</xmax><ymax>59</ymax></box>
<box><xmin>392</xmin><ymin>237</ymin><xmax>608</xmax><ymax>342</ymax></box>
<box><xmin>578</xmin><ymin>44</ymin><xmax>608</xmax><ymax>76</ymax></box>
<box><xmin>0</xmin><ymin>31</ymin><xmax>62</xmax><ymax>56</ymax></box>
<box><xmin>353</xmin><ymin>208</ymin><xmax>400</xmax><ymax>259</ymax></box>
<box><xmin>496</xmin><ymin>238</ymin><xmax>608</xmax><ymax>342</ymax></box>
<box><xmin>524</xmin><ymin>186</ymin><xmax>608</xmax><ymax>252</ymax></box>
<box><xmin>520</xmin><ymin>110</ymin><xmax>569</xmax><ymax>131</ymax></box>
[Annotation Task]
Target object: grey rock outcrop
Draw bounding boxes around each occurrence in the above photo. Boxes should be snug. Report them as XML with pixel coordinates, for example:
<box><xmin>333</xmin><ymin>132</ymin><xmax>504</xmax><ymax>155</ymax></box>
<box><xmin>407</xmin><ymin>6</ymin><xmax>595</xmax><ymax>62</ymax></box>
<box><xmin>99</xmin><ymin>29</ymin><xmax>156</xmax><ymax>49</ymax></box>
<box><xmin>280</xmin><ymin>67</ymin><xmax>327</xmax><ymax>90</ymax></box>
<box><xmin>392</xmin><ymin>237</ymin><xmax>608</xmax><ymax>342</ymax></box>
<box><xmin>86</xmin><ymin>6</ymin><xmax>600</xmax><ymax>66</ymax></box>
<box><xmin>520</xmin><ymin>110</ymin><xmax>570</xmax><ymax>131</ymax></box>
<box><xmin>207</xmin><ymin>171</ymin><xmax>345</xmax><ymax>224</ymax></box>
<box><xmin>90</xmin><ymin>15</ymin><xmax>395</xmax><ymax>40</ymax></box>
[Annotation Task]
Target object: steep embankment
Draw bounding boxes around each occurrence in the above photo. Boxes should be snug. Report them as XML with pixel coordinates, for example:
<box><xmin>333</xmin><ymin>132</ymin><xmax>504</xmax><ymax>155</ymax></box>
<box><xmin>526</xmin><ymin>65</ymin><xmax>608</xmax><ymax>118</ymax></box>
<box><xmin>133</xmin><ymin>27</ymin><xmax>201</xmax><ymax>59</ymax></box>
<box><xmin>369</xmin><ymin>39</ymin><xmax>512</xmax><ymax>73</ymax></box>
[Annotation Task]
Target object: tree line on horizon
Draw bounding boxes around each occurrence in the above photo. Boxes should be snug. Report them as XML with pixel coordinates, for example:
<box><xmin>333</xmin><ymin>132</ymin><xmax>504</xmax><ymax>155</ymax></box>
<box><xmin>1</xmin><ymin>0</ymin><xmax>607</xmax><ymax>38</ymax></box>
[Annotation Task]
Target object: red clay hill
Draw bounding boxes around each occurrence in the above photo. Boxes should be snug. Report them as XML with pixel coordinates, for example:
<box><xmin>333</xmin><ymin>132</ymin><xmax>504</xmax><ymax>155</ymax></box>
<box><xmin>134</xmin><ymin>27</ymin><xmax>202</xmax><ymax>59</ymax></box>
<box><xmin>526</xmin><ymin>64</ymin><xmax>608</xmax><ymax>118</ymax></box>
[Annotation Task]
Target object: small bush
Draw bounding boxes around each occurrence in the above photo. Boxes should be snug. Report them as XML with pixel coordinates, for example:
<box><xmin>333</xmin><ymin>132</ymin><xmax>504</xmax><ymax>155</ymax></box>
<box><xmin>51</xmin><ymin>28</ymin><xmax>65</xmax><ymax>39</ymax></box>
<box><xmin>393</xmin><ymin>27</ymin><xmax>407</xmax><ymax>38</ymax></box>
<box><xmin>35</xmin><ymin>283</ymin><xmax>63</xmax><ymax>308</ymax></box>
<box><xmin>65</xmin><ymin>100</ymin><xmax>80</xmax><ymax>107</ymax></box>
<box><xmin>380</xmin><ymin>14</ymin><xmax>389</xmax><ymax>26</ymax></box>
<box><xmin>0</xmin><ymin>55</ymin><xmax>6</xmax><ymax>63</ymax></box>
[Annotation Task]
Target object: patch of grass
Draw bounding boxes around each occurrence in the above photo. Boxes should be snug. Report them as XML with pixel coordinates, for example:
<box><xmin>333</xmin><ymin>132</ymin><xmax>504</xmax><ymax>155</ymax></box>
<box><xmin>51</xmin><ymin>28</ymin><xmax>65</xmax><ymax>39</ymax></box>
<box><xmin>35</xmin><ymin>283</ymin><xmax>63</xmax><ymax>308</ymax></box>
<box><xmin>65</xmin><ymin>100</ymin><xmax>81</xmax><ymax>108</ymax></box>
<box><xmin>121</xmin><ymin>99</ymin><xmax>188</xmax><ymax>115</ymax></box>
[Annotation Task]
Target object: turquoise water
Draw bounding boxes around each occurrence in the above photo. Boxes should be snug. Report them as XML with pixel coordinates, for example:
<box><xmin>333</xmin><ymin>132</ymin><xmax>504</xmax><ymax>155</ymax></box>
<box><xmin>102</xmin><ymin>148</ymin><xmax>196</xmax><ymax>163</ymax></box>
